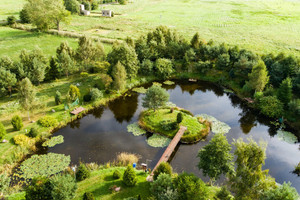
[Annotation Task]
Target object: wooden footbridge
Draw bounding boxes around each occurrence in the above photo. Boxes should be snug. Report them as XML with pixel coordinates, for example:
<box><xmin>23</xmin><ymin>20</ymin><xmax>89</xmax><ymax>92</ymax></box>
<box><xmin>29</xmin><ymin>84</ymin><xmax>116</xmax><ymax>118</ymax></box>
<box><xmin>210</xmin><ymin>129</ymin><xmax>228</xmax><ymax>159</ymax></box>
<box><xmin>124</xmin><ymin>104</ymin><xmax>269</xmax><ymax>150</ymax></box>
<box><xmin>147</xmin><ymin>126</ymin><xmax>187</xmax><ymax>181</ymax></box>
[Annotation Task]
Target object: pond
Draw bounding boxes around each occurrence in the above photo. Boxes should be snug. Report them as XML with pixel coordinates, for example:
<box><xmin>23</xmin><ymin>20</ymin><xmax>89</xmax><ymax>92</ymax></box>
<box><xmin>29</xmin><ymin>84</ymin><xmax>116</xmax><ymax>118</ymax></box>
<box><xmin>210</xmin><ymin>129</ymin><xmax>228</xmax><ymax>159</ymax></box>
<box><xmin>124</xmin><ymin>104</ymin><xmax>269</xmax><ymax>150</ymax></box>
<box><xmin>47</xmin><ymin>80</ymin><xmax>300</xmax><ymax>192</ymax></box>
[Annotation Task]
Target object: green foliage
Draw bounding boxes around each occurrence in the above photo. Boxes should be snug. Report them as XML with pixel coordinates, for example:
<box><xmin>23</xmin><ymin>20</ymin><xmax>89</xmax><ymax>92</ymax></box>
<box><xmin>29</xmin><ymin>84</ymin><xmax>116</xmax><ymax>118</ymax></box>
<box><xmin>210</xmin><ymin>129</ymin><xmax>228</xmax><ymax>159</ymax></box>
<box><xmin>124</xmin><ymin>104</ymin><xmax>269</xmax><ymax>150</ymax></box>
<box><xmin>27</xmin><ymin>127</ymin><xmax>38</xmax><ymax>138</ymax></box>
<box><xmin>0</xmin><ymin>66</ymin><xmax>17</xmax><ymax>96</ymax></box>
<box><xmin>19</xmin><ymin>153</ymin><xmax>71</xmax><ymax>180</ymax></box>
<box><xmin>7</xmin><ymin>16</ymin><xmax>17</xmax><ymax>25</ymax></box>
<box><xmin>90</xmin><ymin>88</ymin><xmax>103</xmax><ymax>101</ymax></box>
<box><xmin>123</xmin><ymin>165</ymin><xmax>137</xmax><ymax>187</ymax></box>
<box><xmin>0</xmin><ymin>122</ymin><xmax>7</xmax><ymax>140</ymax></box>
<box><xmin>55</xmin><ymin>90</ymin><xmax>62</xmax><ymax>105</ymax></box>
<box><xmin>20</xmin><ymin>8</ymin><xmax>31</xmax><ymax>23</ymax></box>
<box><xmin>153</xmin><ymin>162</ymin><xmax>172</xmax><ymax>180</ymax></box>
<box><xmin>259</xmin><ymin>96</ymin><xmax>283</xmax><ymax>118</ymax></box>
<box><xmin>11</xmin><ymin>115</ymin><xmax>23</xmax><ymax>131</ymax></box>
<box><xmin>163</xmin><ymin>80</ymin><xmax>175</xmax><ymax>85</ymax></box>
<box><xmin>64</xmin><ymin>0</ymin><xmax>80</xmax><ymax>14</ymax></box>
<box><xmin>139</xmin><ymin>59</ymin><xmax>153</xmax><ymax>76</ymax></box>
<box><xmin>113</xmin><ymin>170</ymin><xmax>122</xmax><ymax>179</ymax></box>
<box><xmin>174</xmin><ymin>172</ymin><xmax>209</xmax><ymax>200</ymax></box>
<box><xmin>119</xmin><ymin>0</ymin><xmax>128</xmax><ymax>5</ymax></box>
<box><xmin>155</xmin><ymin>58</ymin><xmax>173</xmax><ymax>79</ymax></box>
<box><xmin>198</xmin><ymin>133</ymin><xmax>233</xmax><ymax>181</ymax></box>
<box><xmin>247</xmin><ymin>60</ymin><xmax>269</xmax><ymax>92</ymax></box>
<box><xmin>18</xmin><ymin>78</ymin><xmax>36</xmax><ymax>111</ymax></box>
<box><xmin>107</xmin><ymin>42</ymin><xmax>139</xmax><ymax>79</ymax></box>
<box><xmin>38</xmin><ymin>116</ymin><xmax>58</xmax><ymax>127</ymax></box>
<box><xmin>277</xmin><ymin>77</ymin><xmax>293</xmax><ymax>107</ymax></box>
<box><xmin>25</xmin><ymin>177</ymin><xmax>52</xmax><ymax>200</ymax></box>
<box><xmin>24</xmin><ymin>0</ymin><xmax>71</xmax><ymax>31</ymax></box>
<box><xmin>83</xmin><ymin>94</ymin><xmax>92</xmax><ymax>102</ymax></box>
<box><xmin>50</xmin><ymin>174</ymin><xmax>77</xmax><ymax>200</ymax></box>
<box><xmin>76</xmin><ymin>163</ymin><xmax>91</xmax><ymax>181</ymax></box>
<box><xmin>151</xmin><ymin>173</ymin><xmax>177</xmax><ymax>200</ymax></box>
<box><xmin>98</xmin><ymin>74</ymin><xmax>113</xmax><ymax>90</ymax></box>
<box><xmin>142</xmin><ymin>85</ymin><xmax>169</xmax><ymax>111</ymax></box>
<box><xmin>46</xmin><ymin>56</ymin><xmax>60</xmax><ymax>81</ymax></box>
<box><xmin>83</xmin><ymin>192</ymin><xmax>95</xmax><ymax>200</ymax></box>
<box><xmin>57</xmin><ymin>50</ymin><xmax>75</xmax><ymax>77</ymax></box>
<box><xmin>229</xmin><ymin>138</ymin><xmax>276</xmax><ymax>200</ymax></box>
<box><xmin>191</xmin><ymin>32</ymin><xmax>202</xmax><ymax>49</ymax></box>
<box><xmin>215</xmin><ymin>186</ymin><xmax>233</xmax><ymax>200</ymax></box>
<box><xmin>68</xmin><ymin>84</ymin><xmax>80</xmax><ymax>101</ymax></box>
<box><xmin>160</xmin><ymin>120</ymin><xmax>178</xmax><ymax>131</ymax></box>
<box><xmin>42</xmin><ymin>135</ymin><xmax>64</xmax><ymax>147</ymax></box>
<box><xmin>260</xmin><ymin>182</ymin><xmax>299</xmax><ymax>200</ymax></box>
<box><xmin>147</xmin><ymin>134</ymin><xmax>171</xmax><ymax>148</ymax></box>
<box><xmin>276</xmin><ymin>130</ymin><xmax>298</xmax><ymax>144</ymax></box>
<box><xmin>0</xmin><ymin>173</ymin><xmax>11</xmax><ymax>195</ymax></box>
<box><xmin>127</xmin><ymin>123</ymin><xmax>146</xmax><ymax>136</ymax></box>
<box><xmin>216</xmin><ymin>53</ymin><xmax>230</xmax><ymax>69</ymax></box>
<box><xmin>294</xmin><ymin>163</ymin><xmax>300</xmax><ymax>175</ymax></box>
<box><xmin>13</xmin><ymin>134</ymin><xmax>35</xmax><ymax>148</ymax></box>
<box><xmin>112</xmin><ymin>61</ymin><xmax>127</xmax><ymax>91</ymax></box>
<box><xmin>177</xmin><ymin>112</ymin><xmax>183</xmax><ymax>123</ymax></box>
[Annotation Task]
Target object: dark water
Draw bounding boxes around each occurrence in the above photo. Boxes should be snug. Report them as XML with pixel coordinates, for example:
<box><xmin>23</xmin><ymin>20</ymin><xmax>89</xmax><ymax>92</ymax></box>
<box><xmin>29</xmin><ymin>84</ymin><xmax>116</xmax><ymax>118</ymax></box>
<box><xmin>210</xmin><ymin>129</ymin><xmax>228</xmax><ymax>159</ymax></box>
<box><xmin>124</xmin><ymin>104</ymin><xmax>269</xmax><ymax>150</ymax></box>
<box><xmin>48</xmin><ymin>81</ymin><xmax>300</xmax><ymax>192</ymax></box>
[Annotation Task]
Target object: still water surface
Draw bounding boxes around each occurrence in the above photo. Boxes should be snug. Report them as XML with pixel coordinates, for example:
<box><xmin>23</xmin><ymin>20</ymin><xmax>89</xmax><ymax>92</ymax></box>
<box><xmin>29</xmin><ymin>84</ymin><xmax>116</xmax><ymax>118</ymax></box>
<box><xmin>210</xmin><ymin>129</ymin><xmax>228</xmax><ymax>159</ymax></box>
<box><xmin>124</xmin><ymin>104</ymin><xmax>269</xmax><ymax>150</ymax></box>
<box><xmin>48</xmin><ymin>81</ymin><xmax>300</xmax><ymax>192</ymax></box>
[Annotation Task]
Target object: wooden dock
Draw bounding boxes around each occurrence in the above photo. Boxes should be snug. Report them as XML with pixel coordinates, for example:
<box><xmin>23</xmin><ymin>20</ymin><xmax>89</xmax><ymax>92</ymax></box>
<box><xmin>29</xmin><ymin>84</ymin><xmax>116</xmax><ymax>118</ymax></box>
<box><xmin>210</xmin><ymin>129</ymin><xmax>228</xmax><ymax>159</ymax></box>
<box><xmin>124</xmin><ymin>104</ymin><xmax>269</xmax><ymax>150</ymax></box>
<box><xmin>70</xmin><ymin>106</ymin><xmax>85</xmax><ymax>115</ymax></box>
<box><xmin>147</xmin><ymin>126</ymin><xmax>187</xmax><ymax>181</ymax></box>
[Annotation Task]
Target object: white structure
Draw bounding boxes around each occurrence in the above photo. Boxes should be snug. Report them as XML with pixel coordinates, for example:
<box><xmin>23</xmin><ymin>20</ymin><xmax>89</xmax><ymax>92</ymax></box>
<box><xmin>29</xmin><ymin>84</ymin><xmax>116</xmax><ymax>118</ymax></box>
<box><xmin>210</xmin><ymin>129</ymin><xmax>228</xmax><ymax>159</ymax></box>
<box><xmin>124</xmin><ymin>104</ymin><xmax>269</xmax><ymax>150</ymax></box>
<box><xmin>80</xmin><ymin>4</ymin><xmax>90</xmax><ymax>16</ymax></box>
<box><xmin>102</xmin><ymin>10</ymin><xmax>113</xmax><ymax>17</ymax></box>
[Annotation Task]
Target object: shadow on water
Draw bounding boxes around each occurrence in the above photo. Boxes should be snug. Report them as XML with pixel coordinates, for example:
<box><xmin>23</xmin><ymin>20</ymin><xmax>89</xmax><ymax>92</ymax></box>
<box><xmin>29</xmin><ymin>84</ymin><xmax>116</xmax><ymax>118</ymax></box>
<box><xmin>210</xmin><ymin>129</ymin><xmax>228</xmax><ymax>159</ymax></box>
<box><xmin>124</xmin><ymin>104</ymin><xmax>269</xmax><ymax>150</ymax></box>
<box><xmin>48</xmin><ymin>80</ymin><xmax>300</xmax><ymax>192</ymax></box>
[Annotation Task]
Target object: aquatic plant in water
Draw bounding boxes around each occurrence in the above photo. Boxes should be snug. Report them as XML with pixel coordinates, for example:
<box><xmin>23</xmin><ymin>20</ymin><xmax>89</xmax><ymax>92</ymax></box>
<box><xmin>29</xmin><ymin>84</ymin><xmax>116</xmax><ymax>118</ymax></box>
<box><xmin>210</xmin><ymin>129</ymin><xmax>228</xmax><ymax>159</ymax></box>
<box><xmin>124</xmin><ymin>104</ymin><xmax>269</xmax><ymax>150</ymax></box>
<box><xmin>132</xmin><ymin>87</ymin><xmax>147</xmax><ymax>94</ymax></box>
<box><xmin>147</xmin><ymin>134</ymin><xmax>171</xmax><ymax>148</ymax></box>
<box><xmin>42</xmin><ymin>135</ymin><xmax>64</xmax><ymax>147</ymax></box>
<box><xmin>196</xmin><ymin>114</ymin><xmax>231</xmax><ymax>134</ymax></box>
<box><xmin>127</xmin><ymin>123</ymin><xmax>146</xmax><ymax>136</ymax></box>
<box><xmin>276</xmin><ymin>130</ymin><xmax>298</xmax><ymax>144</ymax></box>
<box><xmin>153</xmin><ymin>82</ymin><xmax>162</xmax><ymax>87</ymax></box>
<box><xmin>163</xmin><ymin>80</ymin><xmax>175</xmax><ymax>85</ymax></box>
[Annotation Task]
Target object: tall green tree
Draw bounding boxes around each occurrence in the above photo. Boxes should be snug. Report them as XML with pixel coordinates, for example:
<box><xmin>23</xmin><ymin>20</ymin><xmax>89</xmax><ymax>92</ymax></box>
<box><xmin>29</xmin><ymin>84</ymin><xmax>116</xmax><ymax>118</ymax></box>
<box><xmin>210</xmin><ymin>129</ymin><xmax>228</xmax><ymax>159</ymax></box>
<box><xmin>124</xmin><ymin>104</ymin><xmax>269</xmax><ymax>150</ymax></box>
<box><xmin>260</xmin><ymin>182</ymin><xmax>299</xmax><ymax>200</ymax></box>
<box><xmin>107</xmin><ymin>42</ymin><xmax>139</xmax><ymax>79</ymax></box>
<box><xmin>32</xmin><ymin>57</ymin><xmax>47</xmax><ymax>85</ymax></box>
<box><xmin>57</xmin><ymin>50</ymin><xmax>75</xmax><ymax>77</ymax></box>
<box><xmin>229</xmin><ymin>138</ymin><xmax>276</xmax><ymax>200</ymax></box>
<box><xmin>142</xmin><ymin>85</ymin><xmax>169</xmax><ymax>111</ymax></box>
<box><xmin>155</xmin><ymin>58</ymin><xmax>173</xmax><ymax>79</ymax></box>
<box><xmin>18</xmin><ymin>78</ymin><xmax>36</xmax><ymax>121</ymax></box>
<box><xmin>24</xmin><ymin>0</ymin><xmax>71</xmax><ymax>31</ymax></box>
<box><xmin>190</xmin><ymin>32</ymin><xmax>202</xmax><ymax>49</ymax></box>
<box><xmin>197</xmin><ymin>133</ymin><xmax>233</xmax><ymax>183</ymax></box>
<box><xmin>0</xmin><ymin>67</ymin><xmax>17</xmax><ymax>96</ymax></box>
<box><xmin>247</xmin><ymin>60</ymin><xmax>269</xmax><ymax>92</ymax></box>
<box><xmin>277</xmin><ymin>77</ymin><xmax>293</xmax><ymax>107</ymax></box>
<box><xmin>112</xmin><ymin>62</ymin><xmax>127</xmax><ymax>91</ymax></box>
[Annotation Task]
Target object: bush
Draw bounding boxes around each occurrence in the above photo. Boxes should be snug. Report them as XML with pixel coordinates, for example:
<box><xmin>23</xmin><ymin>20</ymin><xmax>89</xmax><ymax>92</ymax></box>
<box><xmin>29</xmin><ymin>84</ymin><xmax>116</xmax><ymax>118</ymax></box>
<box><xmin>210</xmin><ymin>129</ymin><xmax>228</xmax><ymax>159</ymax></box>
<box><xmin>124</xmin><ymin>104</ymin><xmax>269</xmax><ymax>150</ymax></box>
<box><xmin>90</xmin><ymin>88</ymin><xmax>103</xmax><ymax>101</ymax></box>
<box><xmin>80</xmin><ymin>72</ymin><xmax>89</xmax><ymax>78</ymax></box>
<box><xmin>139</xmin><ymin>59</ymin><xmax>153</xmax><ymax>75</ymax></box>
<box><xmin>123</xmin><ymin>165</ymin><xmax>137</xmax><ymax>186</ymax></box>
<box><xmin>117</xmin><ymin>152</ymin><xmax>139</xmax><ymax>166</ymax></box>
<box><xmin>27</xmin><ymin>127</ymin><xmax>38</xmax><ymax>138</ymax></box>
<box><xmin>13</xmin><ymin>134</ymin><xmax>35</xmax><ymax>148</ymax></box>
<box><xmin>83</xmin><ymin>192</ymin><xmax>95</xmax><ymax>200</ymax></box>
<box><xmin>64</xmin><ymin>0</ymin><xmax>80</xmax><ymax>14</ymax></box>
<box><xmin>260</xmin><ymin>182</ymin><xmax>299</xmax><ymax>200</ymax></box>
<box><xmin>177</xmin><ymin>112</ymin><xmax>183</xmax><ymax>123</ymax></box>
<box><xmin>76</xmin><ymin>163</ymin><xmax>91</xmax><ymax>181</ymax></box>
<box><xmin>119</xmin><ymin>0</ymin><xmax>127</xmax><ymax>5</ymax></box>
<box><xmin>11</xmin><ymin>115</ymin><xmax>23</xmax><ymax>131</ymax></box>
<box><xmin>151</xmin><ymin>173</ymin><xmax>177</xmax><ymax>200</ymax></box>
<box><xmin>259</xmin><ymin>96</ymin><xmax>283</xmax><ymax>118</ymax></box>
<box><xmin>160</xmin><ymin>120</ymin><xmax>178</xmax><ymax>131</ymax></box>
<box><xmin>20</xmin><ymin>8</ymin><xmax>31</xmax><ymax>23</ymax></box>
<box><xmin>113</xmin><ymin>170</ymin><xmax>122</xmax><ymax>179</ymax></box>
<box><xmin>0</xmin><ymin>122</ymin><xmax>6</xmax><ymax>140</ymax></box>
<box><xmin>50</xmin><ymin>174</ymin><xmax>77</xmax><ymax>200</ymax></box>
<box><xmin>38</xmin><ymin>116</ymin><xmax>58</xmax><ymax>127</ymax></box>
<box><xmin>91</xmin><ymin>1</ymin><xmax>100</xmax><ymax>10</ymax></box>
<box><xmin>55</xmin><ymin>90</ymin><xmax>62</xmax><ymax>105</ymax></box>
<box><xmin>0</xmin><ymin>173</ymin><xmax>11</xmax><ymax>195</ymax></box>
<box><xmin>215</xmin><ymin>186</ymin><xmax>233</xmax><ymax>200</ymax></box>
<box><xmin>68</xmin><ymin>85</ymin><xmax>80</xmax><ymax>101</ymax></box>
<box><xmin>155</xmin><ymin>58</ymin><xmax>174</xmax><ymax>79</ymax></box>
<box><xmin>153</xmin><ymin>162</ymin><xmax>172</xmax><ymax>180</ymax></box>
<box><xmin>7</xmin><ymin>16</ymin><xmax>17</xmax><ymax>25</ymax></box>
<box><xmin>25</xmin><ymin>177</ymin><xmax>52</xmax><ymax>200</ymax></box>
<box><xmin>83</xmin><ymin>94</ymin><xmax>92</xmax><ymax>102</ymax></box>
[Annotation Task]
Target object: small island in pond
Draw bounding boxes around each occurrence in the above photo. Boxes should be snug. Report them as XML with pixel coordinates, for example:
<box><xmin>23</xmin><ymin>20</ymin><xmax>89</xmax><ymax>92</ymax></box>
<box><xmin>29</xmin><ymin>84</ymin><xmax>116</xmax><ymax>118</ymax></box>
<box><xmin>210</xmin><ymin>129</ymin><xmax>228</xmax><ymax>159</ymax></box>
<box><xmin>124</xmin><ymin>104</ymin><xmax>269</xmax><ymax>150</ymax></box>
<box><xmin>139</xmin><ymin>107</ymin><xmax>211</xmax><ymax>143</ymax></box>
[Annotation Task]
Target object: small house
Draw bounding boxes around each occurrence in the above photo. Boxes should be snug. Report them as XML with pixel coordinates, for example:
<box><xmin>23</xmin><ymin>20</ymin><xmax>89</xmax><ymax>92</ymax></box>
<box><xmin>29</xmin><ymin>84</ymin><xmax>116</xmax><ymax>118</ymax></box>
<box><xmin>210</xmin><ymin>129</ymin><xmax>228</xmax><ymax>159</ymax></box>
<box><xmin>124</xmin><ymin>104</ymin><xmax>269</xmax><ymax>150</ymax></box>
<box><xmin>80</xmin><ymin>4</ymin><xmax>90</xmax><ymax>16</ymax></box>
<box><xmin>102</xmin><ymin>10</ymin><xmax>113</xmax><ymax>17</ymax></box>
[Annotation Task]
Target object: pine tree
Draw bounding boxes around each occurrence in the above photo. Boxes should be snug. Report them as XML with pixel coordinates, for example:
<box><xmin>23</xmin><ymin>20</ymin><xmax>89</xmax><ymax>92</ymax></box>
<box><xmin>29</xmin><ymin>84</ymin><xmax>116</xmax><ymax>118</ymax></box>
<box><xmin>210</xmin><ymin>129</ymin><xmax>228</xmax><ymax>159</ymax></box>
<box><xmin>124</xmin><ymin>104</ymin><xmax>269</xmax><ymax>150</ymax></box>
<box><xmin>247</xmin><ymin>60</ymin><xmax>269</xmax><ymax>92</ymax></box>
<box><xmin>190</xmin><ymin>32</ymin><xmax>202</xmax><ymax>49</ymax></box>
<box><xmin>112</xmin><ymin>62</ymin><xmax>127</xmax><ymax>91</ymax></box>
<box><xmin>123</xmin><ymin>165</ymin><xmax>137</xmax><ymax>186</ymax></box>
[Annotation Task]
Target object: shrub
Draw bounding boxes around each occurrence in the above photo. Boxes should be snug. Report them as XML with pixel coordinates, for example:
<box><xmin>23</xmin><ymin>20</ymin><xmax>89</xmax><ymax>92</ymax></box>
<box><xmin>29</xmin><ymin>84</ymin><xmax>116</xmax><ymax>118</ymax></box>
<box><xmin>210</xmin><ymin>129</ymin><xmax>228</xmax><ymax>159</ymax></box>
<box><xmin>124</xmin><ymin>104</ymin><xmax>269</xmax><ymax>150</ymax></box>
<box><xmin>7</xmin><ymin>16</ymin><xmax>16</xmax><ymax>25</ymax></box>
<box><xmin>55</xmin><ymin>90</ymin><xmax>62</xmax><ymax>105</ymax></box>
<box><xmin>0</xmin><ymin>122</ymin><xmax>6</xmax><ymax>140</ymax></box>
<box><xmin>160</xmin><ymin>120</ymin><xmax>178</xmax><ymax>131</ymax></box>
<box><xmin>13</xmin><ymin>134</ymin><xmax>35</xmax><ymax>148</ymax></box>
<box><xmin>177</xmin><ymin>112</ymin><xmax>183</xmax><ymax>123</ymax></box>
<box><xmin>20</xmin><ymin>8</ymin><xmax>31</xmax><ymax>23</ymax></box>
<box><xmin>27</xmin><ymin>127</ymin><xmax>38</xmax><ymax>138</ymax></box>
<box><xmin>90</xmin><ymin>88</ymin><xmax>103</xmax><ymax>101</ymax></box>
<box><xmin>68</xmin><ymin>85</ymin><xmax>80</xmax><ymax>101</ymax></box>
<box><xmin>151</xmin><ymin>173</ymin><xmax>177</xmax><ymax>200</ymax></box>
<box><xmin>260</xmin><ymin>182</ymin><xmax>299</xmax><ymax>200</ymax></box>
<box><xmin>153</xmin><ymin>162</ymin><xmax>172</xmax><ymax>180</ymax></box>
<box><xmin>111</xmin><ymin>11</ymin><xmax>114</xmax><ymax>17</ymax></box>
<box><xmin>259</xmin><ymin>96</ymin><xmax>283</xmax><ymax>118</ymax></box>
<box><xmin>76</xmin><ymin>163</ymin><xmax>91</xmax><ymax>181</ymax></box>
<box><xmin>80</xmin><ymin>72</ymin><xmax>89</xmax><ymax>78</ymax></box>
<box><xmin>123</xmin><ymin>165</ymin><xmax>137</xmax><ymax>186</ymax></box>
<box><xmin>139</xmin><ymin>59</ymin><xmax>153</xmax><ymax>75</ymax></box>
<box><xmin>50</xmin><ymin>174</ymin><xmax>77</xmax><ymax>200</ymax></box>
<box><xmin>0</xmin><ymin>173</ymin><xmax>11</xmax><ymax>195</ymax></box>
<box><xmin>155</xmin><ymin>58</ymin><xmax>174</xmax><ymax>79</ymax></box>
<box><xmin>11</xmin><ymin>115</ymin><xmax>23</xmax><ymax>131</ymax></box>
<box><xmin>38</xmin><ymin>116</ymin><xmax>58</xmax><ymax>127</ymax></box>
<box><xmin>25</xmin><ymin>177</ymin><xmax>52</xmax><ymax>200</ymax></box>
<box><xmin>215</xmin><ymin>186</ymin><xmax>233</xmax><ymax>200</ymax></box>
<box><xmin>117</xmin><ymin>152</ymin><xmax>139</xmax><ymax>166</ymax></box>
<box><xmin>83</xmin><ymin>192</ymin><xmax>95</xmax><ymax>200</ymax></box>
<box><xmin>83</xmin><ymin>94</ymin><xmax>92</xmax><ymax>102</ymax></box>
<box><xmin>113</xmin><ymin>170</ymin><xmax>122</xmax><ymax>179</ymax></box>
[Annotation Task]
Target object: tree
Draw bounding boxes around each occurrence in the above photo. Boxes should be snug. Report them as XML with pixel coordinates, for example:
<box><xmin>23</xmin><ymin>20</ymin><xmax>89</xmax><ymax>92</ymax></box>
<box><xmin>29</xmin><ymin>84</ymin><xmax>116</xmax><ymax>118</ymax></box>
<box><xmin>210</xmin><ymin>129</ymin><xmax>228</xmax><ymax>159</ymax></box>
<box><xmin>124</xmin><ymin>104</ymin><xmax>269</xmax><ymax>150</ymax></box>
<box><xmin>197</xmin><ymin>133</ymin><xmax>233</xmax><ymax>183</ymax></box>
<box><xmin>177</xmin><ymin>112</ymin><xmax>183</xmax><ymax>123</ymax></box>
<box><xmin>24</xmin><ymin>0</ymin><xmax>71</xmax><ymax>31</ymax></box>
<box><xmin>214</xmin><ymin>186</ymin><xmax>233</xmax><ymax>200</ymax></box>
<box><xmin>277</xmin><ymin>77</ymin><xmax>293</xmax><ymax>107</ymax></box>
<box><xmin>50</xmin><ymin>174</ymin><xmax>77</xmax><ymax>200</ymax></box>
<box><xmin>20</xmin><ymin>8</ymin><xmax>31</xmax><ymax>23</ymax></box>
<box><xmin>155</xmin><ymin>58</ymin><xmax>173</xmax><ymax>79</ymax></box>
<box><xmin>57</xmin><ymin>50</ymin><xmax>75</xmax><ymax>77</ymax></box>
<box><xmin>259</xmin><ymin>96</ymin><xmax>283</xmax><ymax>118</ymax></box>
<box><xmin>229</xmin><ymin>138</ymin><xmax>276</xmax><ymax>200</ymax></box>
<box><xmin>142</xmin><ymin>85</ymin><xmax>169</xmax><ymax>111</ymax></box>
<box><xmin>151</xmin><ymin>173</ymin><xmax>178</xmax><ymax>200</ymax></box>
<box><xmin>112</xmin><ymin>61</ymin><xmax>127</xmax><ymax>91</ymax></box>
<box><xmin>18</xmin><ymin>78</ymin><xmax>36</xmax><ymax>120</ymax></box>
<box><xmin>153</xmin><ymin>162</ymin><xmax>172</xmax><ymax>180</ymax></box>
<box><xmin>64</xmin><ymin>0</ymin><xmax>80</xmax><ymax>14</ymax></box>
<box><xmin>139</xmin><ymin>59</ymin><xmax>153</xmax><ymax>76</ymax></box>
<box><xmin>25</xmin><ymin>177</ymin><xmax>53</xmax><ymax>200</ymax></box>
<box><xmin>0</xmin><ymin>67</ymin><xmax>17</xmax><ymax>97</ymax></box>
<box><xmin>76</xmin><ymin>163</ymin><xmax>91</xmax><ymax>181</ymax></box>
<box><xmin>68</xmin><ymin>85</ymin><xmax>80</xmax><ymax>102</ymax></box>
<box><xmin>174</xmin><ymin>172</ymin><xmax>209</xmax><ymax>200</ymax></box>
<box><xmin>107</xmin><ymin>42</ymin><xmax>139</xmax><ymax>79</ymax></box>
<box><xmin>32</xmin><ymin>57</ymin><xmax>47</xmax><ymax>85</ymax></box>
<box><xmin>260</xmin><ymin>182</ymin><xmax>299</xmax><ymax>200</ymax></box>
<box><xmin>216</xmin><ymin>53</ymin><xmax>230</xmax><ymax>69</ymax></box>
<box><xmin>90</xmin><ymin>88</ymin><xmax>103</xmax><ymax>101</ymax></box>
<box><xmin>56</xmin><ymin>41</ymin><xmax>74</xmax><ymax>58</ymax></box>
<box><xmin>123</xmin><ymin>165</ymin><xmax>137</xmax><ymax>187</ymax></box>
<box><xmin>0</xmin><ymin>122</ymin><xmax>6</xmax><ymax>140</ymax></box>
<box><xmin>46</xmin><ymin>56</ymin><xmax>60</xmax><ymax>81</ymax></box>
<box><xmin>247</xmin><ymin>60</ymin><xmax>269</xmax><ymax>92</ymax></box>
<box><xmin>11</xmin><ymin>115</ymin><xmax>23</xmax><ymax>131</ymax></box>
<box><xmin>191</xmin><ymin>32</ymin><xmax>202</xmax><ymax>49</ymax></box>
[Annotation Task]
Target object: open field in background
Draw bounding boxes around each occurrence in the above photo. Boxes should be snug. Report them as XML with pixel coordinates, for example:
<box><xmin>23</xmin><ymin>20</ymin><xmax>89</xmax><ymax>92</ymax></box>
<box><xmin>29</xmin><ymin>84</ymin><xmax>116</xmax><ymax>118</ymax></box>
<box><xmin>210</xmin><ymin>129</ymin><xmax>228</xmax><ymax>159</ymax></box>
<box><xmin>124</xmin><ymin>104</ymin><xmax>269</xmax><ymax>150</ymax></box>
<box><xmin>0</xmin><ymin>0</ymin><xmax>24</xmax><ymax>20</ymax></box>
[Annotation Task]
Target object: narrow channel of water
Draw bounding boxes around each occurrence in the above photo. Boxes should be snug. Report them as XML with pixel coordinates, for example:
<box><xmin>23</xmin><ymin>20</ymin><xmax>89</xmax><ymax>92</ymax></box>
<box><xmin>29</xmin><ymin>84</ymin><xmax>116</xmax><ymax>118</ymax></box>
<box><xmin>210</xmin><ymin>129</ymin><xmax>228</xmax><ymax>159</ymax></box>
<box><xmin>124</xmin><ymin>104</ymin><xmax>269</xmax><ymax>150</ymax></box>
<box><xmin>48</xmin><ymin>80</ymin><xmax>300</xmax><ymax>192</ymax></box>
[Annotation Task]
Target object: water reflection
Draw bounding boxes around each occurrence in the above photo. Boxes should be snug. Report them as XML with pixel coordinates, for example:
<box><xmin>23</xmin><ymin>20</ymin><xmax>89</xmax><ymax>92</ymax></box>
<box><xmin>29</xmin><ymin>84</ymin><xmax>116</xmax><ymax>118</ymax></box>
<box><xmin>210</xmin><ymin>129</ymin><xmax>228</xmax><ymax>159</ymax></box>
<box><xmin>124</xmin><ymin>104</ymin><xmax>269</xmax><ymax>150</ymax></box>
<box><xmin>48</xmin><ymin>80</ymin><xmax>300</xmax><ymax>192</ymax></box>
